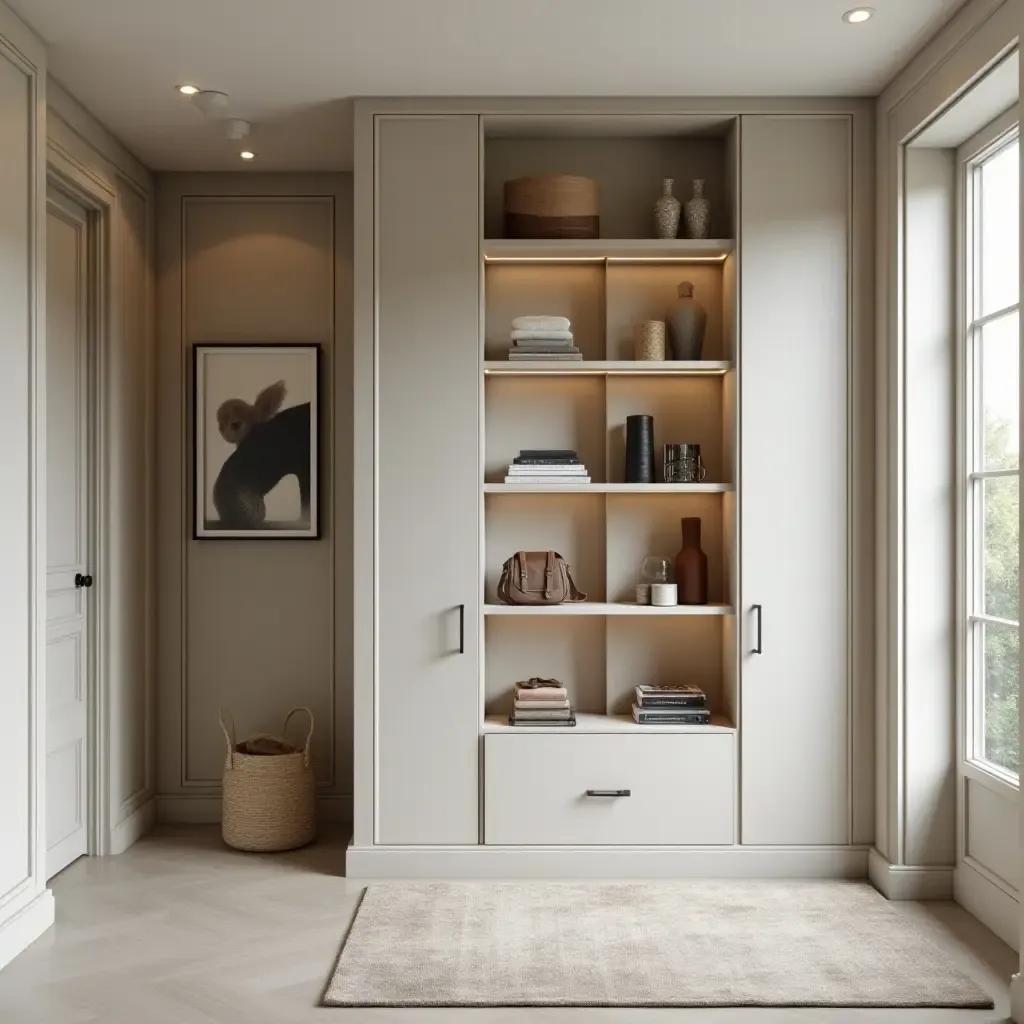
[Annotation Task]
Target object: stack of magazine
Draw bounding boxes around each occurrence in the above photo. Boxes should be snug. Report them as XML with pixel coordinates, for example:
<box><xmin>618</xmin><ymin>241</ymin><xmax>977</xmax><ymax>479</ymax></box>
<box><xmin>632</xmin><ymin>684</ymin><xmax>711</xmax><ymax>725</ymax></box>
<box><xmin>505</xmin><ymin>449</ymin><xmax>591</xmax><ymax>485</ymax></box>
<box><xmin>509</xmin><ymin>678</ymin><xmax>576</xmax><ymax>727</ymax></box>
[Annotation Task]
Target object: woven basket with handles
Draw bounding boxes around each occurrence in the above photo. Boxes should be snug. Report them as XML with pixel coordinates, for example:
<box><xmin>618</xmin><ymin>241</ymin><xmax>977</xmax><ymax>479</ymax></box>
<box><xmin>220</xmin><ymin>707</ymin><xmax>317</xmax><ymax>852</ymax></box>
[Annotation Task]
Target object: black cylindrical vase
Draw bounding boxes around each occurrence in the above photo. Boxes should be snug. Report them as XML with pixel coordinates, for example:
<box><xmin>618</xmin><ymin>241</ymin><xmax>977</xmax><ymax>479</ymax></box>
<box><xmin>625</xmin><ymin>415</ymin><xmax>655</xmax><ymax>483</ymax></box>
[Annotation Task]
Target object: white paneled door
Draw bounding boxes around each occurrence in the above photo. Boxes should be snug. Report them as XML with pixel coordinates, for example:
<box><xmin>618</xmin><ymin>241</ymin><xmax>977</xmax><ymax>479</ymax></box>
<box><xmin>45</xmin><ymin>186</ymin><xmax>93</xmax><ymax>879</ymax></box>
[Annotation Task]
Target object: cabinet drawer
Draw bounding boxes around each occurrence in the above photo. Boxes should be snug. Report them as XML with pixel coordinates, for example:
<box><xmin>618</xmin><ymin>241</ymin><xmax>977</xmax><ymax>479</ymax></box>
<box><xmin>484</xmin><ymin>733</ymin><xmax>734</xmax><ymax>846</ymax></box>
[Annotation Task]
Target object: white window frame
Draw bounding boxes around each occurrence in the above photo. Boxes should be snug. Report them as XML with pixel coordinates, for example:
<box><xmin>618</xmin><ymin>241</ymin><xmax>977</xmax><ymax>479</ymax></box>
<box><xmin>957</xmin><ymin>110</ymin><xmax>1020</xmax><ymax>797</ymax></box>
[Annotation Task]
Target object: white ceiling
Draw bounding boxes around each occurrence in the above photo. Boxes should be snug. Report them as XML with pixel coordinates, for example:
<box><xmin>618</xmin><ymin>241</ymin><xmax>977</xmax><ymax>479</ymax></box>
<box><xmin>11</xmin><ymin>0</ymin><xmax>969</xmax><ymax>172</ymax></box>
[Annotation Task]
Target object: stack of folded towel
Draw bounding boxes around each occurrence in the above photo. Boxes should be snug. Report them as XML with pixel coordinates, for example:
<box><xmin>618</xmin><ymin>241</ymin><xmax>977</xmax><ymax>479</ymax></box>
<box><xmin>508</xmin><ymin>315</ymin><xmax>582</xmax><ymax>361</ymax></box>
<box><xmin>508</xmin><ymin>677</ymin><xmax>576</xmax><ymax>727</ymax></box>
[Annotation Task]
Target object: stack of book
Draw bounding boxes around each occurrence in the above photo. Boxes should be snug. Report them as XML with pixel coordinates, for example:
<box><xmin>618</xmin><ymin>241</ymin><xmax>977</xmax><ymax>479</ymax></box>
<box><xmin>509</xmin><ymin>678</ymin><xmax>576</xmax><ymax>727</ymax></box>
<box><xmin>632</xmin><ymin>684</ymin><xmax>711</xmax><ymax>725</ymax></box>
<box><xmin>507</xmin><ymin>315</ymin><xmax>582</xmax><ymax>361</ymax></box>
<box><xmin>505</xmin><ymin>449</ymin><xmax>591</xmax><ymax>485</ymax></box>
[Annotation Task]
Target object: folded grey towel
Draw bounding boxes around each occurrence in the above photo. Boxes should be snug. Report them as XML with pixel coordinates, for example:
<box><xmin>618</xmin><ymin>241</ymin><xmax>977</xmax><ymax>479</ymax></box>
<box><xmin>511</xmin><ymin>329</ymin><xmax>574</xmax><ymax>342</ymax></box>
<box><xmin>512</xmin><ymin>316</ymin><xmax>570</xmax><ymax>332</ymax></box>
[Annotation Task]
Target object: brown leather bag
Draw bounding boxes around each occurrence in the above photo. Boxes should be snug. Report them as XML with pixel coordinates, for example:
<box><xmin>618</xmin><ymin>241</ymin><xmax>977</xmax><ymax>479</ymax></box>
<box><xmin>497</xmin><ymin>550</ymin><xmax>587</xmax><ymax>605</ymax></box>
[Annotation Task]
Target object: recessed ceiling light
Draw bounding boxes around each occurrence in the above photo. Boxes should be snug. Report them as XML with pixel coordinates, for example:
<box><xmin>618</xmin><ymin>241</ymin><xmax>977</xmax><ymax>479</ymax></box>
<box><xmin>177</xmin><ymin>83</ymin><xmax>200</xmax><ymax>95</ymax></box>
<box><xmin>240</xmin><ymin>151</ymin><xmax>255</xmax><ymax>160</ymax></box>
<box><xmin>842</xmin><ymin>7</ymin><xmax>874</xmax><ymax>23</ymax></box>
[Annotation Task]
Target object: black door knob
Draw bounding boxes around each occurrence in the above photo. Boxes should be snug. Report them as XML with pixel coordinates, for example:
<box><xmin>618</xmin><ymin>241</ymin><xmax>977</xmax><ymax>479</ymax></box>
<box><xmin>74</xmin><ymin>573</ymin><xmax>93</xmax><ymax>589</ymax></box>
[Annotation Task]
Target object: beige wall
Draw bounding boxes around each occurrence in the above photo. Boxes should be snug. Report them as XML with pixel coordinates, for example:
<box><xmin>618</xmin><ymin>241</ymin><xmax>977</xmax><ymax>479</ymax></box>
<box><xmin>155</xmin><ymin>173</ymin><xmax>353</xmax><ymax>822</ymax></box>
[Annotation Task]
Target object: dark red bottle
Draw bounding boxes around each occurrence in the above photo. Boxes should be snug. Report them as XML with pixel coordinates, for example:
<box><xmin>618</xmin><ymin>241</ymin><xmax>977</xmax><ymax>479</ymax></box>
<box><xmin>675</xmin><ymin>516</ymin><xmax>708</xmax><ymax>605</ymax></box>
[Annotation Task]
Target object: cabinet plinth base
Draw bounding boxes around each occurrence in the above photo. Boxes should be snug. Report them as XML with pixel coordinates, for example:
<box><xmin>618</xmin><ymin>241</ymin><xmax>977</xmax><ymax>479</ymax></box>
<box><xmin>345</xmin><ymin>843</ymin><xmax>869</xmax><ymax>880</ymax></box>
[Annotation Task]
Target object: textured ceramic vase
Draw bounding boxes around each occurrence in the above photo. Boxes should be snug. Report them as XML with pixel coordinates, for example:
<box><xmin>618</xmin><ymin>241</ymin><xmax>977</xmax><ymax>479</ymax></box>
<box><xmin>653</xmin><ymin>178</ymin><xmax>681</xmax><ymax>239</ymax></box>
<box><xmin>666</xmin><ymin>282</ymin><xmax>707</xmax><ymax>360</ymax></box>
<box><xmin>684</xmin><ymin>178</ymin><xmax>712</xmax><ymax>239</ymax></box>
<box><xmin>675</xmin><ymin>517</ymin><xmax>708</xmax><ymax>606</ymax></box>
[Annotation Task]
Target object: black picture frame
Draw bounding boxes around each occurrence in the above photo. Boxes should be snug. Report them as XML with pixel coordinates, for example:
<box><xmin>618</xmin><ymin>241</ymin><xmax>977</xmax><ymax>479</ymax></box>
<box><xmin>192</xmin><ymin>343</ymin><xmax>322</xmax><ymax>539</ymax></box>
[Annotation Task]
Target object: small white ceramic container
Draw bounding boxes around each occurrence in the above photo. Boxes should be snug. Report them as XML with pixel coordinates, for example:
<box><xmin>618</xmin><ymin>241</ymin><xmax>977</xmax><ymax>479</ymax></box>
<box><xmin>651</xmin><ymin>583</ymin><xmax>678</xmax><ymax>607</ymax></box>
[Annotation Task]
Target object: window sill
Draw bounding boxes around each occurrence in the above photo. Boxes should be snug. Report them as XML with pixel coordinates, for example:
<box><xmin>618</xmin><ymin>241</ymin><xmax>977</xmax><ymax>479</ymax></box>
<box><xmin>963</xmin><ymin>758</ymin><xmax>1019</xmax><ymax>802</ymax></box>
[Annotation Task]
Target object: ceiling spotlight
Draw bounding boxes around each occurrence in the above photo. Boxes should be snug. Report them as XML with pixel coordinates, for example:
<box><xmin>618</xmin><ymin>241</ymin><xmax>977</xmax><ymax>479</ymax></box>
<box><xmin>240</xmin><ymin>151</ymin><xmax>255</xmax><ymax>160</ymax></box>
<box><xmin>177</xmin><ymin>84</ymin><xmax>200</xmax><ymax>95</ymax></box>
<box><xmin>842</xmin><ymin>8</ymin><xmax>874</xmax><ymax>23</ymax></box>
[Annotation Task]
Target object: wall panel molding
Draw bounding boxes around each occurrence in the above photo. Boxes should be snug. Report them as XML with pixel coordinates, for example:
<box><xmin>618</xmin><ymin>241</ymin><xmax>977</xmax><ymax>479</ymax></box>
<box><xmin>155</xmin><ymin>174</ymin><xmax>353</xmax><ymax>818</ymax></box>
<box><xmin>177</xmin><ymin>194</ymin><xmax>338</xmax><ymax>790</ymax></box>
<box><xmin>0</xmin><ymin>0</ymin><xmax>50</xmax><ymax>965</ymax></box>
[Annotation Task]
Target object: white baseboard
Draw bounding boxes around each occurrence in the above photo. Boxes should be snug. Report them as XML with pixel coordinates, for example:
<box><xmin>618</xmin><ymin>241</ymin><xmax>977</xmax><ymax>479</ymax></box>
<box><xmin>157</xmin><ymin>793</ymin><xmax>352</xmax><ymax>825</ymax></box>
<box><xmin>109</xmin><ymin>798</ymin><xmax>156</xmax><ymax>855</ymax></box>
<box><xmin>1011</xmin><ymin>972</ymin><xmax>1024</xmax><ymax>1023</ymax></box>
<box><xmin>0</xmin><ymin>889</ymin><xmax>54</xmax><ymax>972</ymax></box>
<box><xmin>867</xmin><ymin>848</ymin><xmax>953</xmax><ymax>900</ymax></box>
<box><xmin>955</xmin><ymin>860</ymin><xmax>1020</xmax><ymax>952</ymax></box>
<box><xmin>346</xmin><ymin>844</ymin><xmax>870</xmax><ymax>880</ymax></box>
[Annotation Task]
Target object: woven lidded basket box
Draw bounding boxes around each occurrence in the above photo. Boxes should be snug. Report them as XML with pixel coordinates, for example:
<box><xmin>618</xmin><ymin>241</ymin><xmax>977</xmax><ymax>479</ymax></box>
<box><xmin>220</xmin><ymin>707</ymin><xmax>316</xmax><ymax>853</ymax></box>
<box><xmin>504</xmin><ymin>175</ymin><xmax>600</xmax><ymax>239</ymax></box>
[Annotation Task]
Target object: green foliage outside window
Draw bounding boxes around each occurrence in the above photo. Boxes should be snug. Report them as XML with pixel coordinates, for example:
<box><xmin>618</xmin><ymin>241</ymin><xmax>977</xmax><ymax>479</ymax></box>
<box><xmin>982</xmin><ymin>415</ymin><xmax>1019</xmax><ymax>774</ymax></box>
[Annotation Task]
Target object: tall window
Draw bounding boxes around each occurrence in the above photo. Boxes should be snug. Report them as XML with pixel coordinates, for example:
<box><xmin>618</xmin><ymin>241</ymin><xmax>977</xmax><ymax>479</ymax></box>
<box><xmin>963</xmin><ymin>131</ymin><xmax>1020</xmax><ymax>779</ymax></box>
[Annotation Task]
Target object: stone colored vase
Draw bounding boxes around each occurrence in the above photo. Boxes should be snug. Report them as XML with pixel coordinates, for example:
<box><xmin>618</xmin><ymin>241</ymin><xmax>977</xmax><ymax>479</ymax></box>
<box><xmin>675</xmin><ymin>517</ymin><xmax>708</xmax><ymax>606</ymax></box>
<box><xmin>666</xmin><ymin>282</ymin><xmax>707</xmax><ymax>360</ymax></box>
<box><xmin>653</xmin><ymin>178</ymin><xmax>681</xmax><ymax>239</ymax></box>
<box><xmin>684</xmin><ymin>178</ymin><xmax>711</xmax><ymax>239</ymax></box>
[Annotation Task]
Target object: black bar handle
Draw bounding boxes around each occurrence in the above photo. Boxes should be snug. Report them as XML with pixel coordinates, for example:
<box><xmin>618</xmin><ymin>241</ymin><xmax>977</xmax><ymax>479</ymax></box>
<box><xmin>752</xmin><ymin>603</ymin><xmax>763</xmax><ymax>655</ymax></box>
<box><xmin>459</xmin><ymin>603</ymin><xmax>465</xmax><ymax>655</ymax></box>
<box><xmin>585</xmin><ymin>789</ymin><xmax>631</xmax><ymax>798</ymax></box>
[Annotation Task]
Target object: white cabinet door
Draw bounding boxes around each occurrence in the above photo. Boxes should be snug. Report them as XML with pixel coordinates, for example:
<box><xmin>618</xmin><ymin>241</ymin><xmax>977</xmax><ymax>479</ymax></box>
<box><xmin>740</xmin><ymin>116</ymin><xmax>850</xmax><ymax>846</ymax></box>
<box><xmin>46</xmin><ymin>187</ymin><xmax>92</xmax><ymax>877</ymax></box>
<box><xmin>376</xmin><ymin>115</ymin><xmax>481</xmax><ymax>845</ymax></box>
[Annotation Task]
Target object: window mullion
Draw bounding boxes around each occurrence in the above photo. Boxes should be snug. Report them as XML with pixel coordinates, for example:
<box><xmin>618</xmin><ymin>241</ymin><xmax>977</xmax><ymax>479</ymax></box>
<box><xmin>969</xmin><ymin>301</ymin><xmax>1020</xmax><ymax>332</ymax></box>
<box><xmin>969</xmin><ymin>613</ymin><xmax>1021</xmax><ymax>629</ymax></box>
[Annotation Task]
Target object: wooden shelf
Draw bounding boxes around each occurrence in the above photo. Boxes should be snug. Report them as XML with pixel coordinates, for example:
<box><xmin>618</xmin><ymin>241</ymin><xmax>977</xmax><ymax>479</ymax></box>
<box><xmin>484</xmin><ymin>360</ymin><xmax>731</xmax><ymax>376</ymax></box>
<box><xmin>484</xmin><ymin>602</ymin><xmax>733</xmax><ymax>617</ymax></box>
<box><xmin>484</xmin><ymin>238</ymin><xmax>734</xmax><ymax>262</ymax></box>
<box><xmin>485</xmin><ymin>483</ymin><xmax>734</xmax><ymax>494</ymax></box>
<box><xmin>483</xmin><ymin>712</ymin><xmax>735</xmax><ymax>734</ymax></box>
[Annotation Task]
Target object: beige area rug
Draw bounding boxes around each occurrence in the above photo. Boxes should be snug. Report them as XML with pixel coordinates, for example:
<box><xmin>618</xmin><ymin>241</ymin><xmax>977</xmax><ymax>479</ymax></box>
<box><xmin>323</xmin><ymin>882</ymin><xmax>993</xmax><ymax>1008</ymax></box>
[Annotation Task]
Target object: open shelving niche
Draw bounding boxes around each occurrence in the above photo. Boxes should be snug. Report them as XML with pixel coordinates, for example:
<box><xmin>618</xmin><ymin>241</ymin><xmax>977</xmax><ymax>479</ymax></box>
<box><xmin>480</xmin><ymin>112</ymin><xmax>740</xmax><ymax>737</ymax></box>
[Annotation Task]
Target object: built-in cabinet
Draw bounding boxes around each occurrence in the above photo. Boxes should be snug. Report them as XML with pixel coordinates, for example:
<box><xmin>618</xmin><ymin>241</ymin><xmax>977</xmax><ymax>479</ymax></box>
<box><xmin>353</xmin><ymin>100</ymin><xmax>871</xmax><ymax>874</ymax></box>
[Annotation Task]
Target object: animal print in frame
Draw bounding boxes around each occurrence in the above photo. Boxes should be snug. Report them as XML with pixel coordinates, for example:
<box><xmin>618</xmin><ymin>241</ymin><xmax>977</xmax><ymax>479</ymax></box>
<box><xmin>192</xmin><ymin>344</ymin><xmax>320</xmax><ymax>539</ymax></box>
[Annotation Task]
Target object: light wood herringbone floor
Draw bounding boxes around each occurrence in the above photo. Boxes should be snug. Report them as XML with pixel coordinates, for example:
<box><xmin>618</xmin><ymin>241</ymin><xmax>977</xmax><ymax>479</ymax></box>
<box><xmin>0</xmin><ymin>825</ymin><xmax>1015</xmax><ymax>1023</ymax></box>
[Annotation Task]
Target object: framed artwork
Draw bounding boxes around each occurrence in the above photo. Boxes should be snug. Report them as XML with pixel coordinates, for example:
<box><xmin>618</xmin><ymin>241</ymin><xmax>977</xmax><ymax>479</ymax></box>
<box><xmin>193</xmin><ymin>344</ymin><xmax>321</xmax><ymax>539</ymax></box>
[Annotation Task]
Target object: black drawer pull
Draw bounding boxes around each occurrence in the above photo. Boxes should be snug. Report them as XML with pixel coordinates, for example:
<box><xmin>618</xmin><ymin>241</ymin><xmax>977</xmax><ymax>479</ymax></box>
<box><xmin>585</xmin><ymin>789</ymin><xmax>631</xmax><ymax>798</ymax></box>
